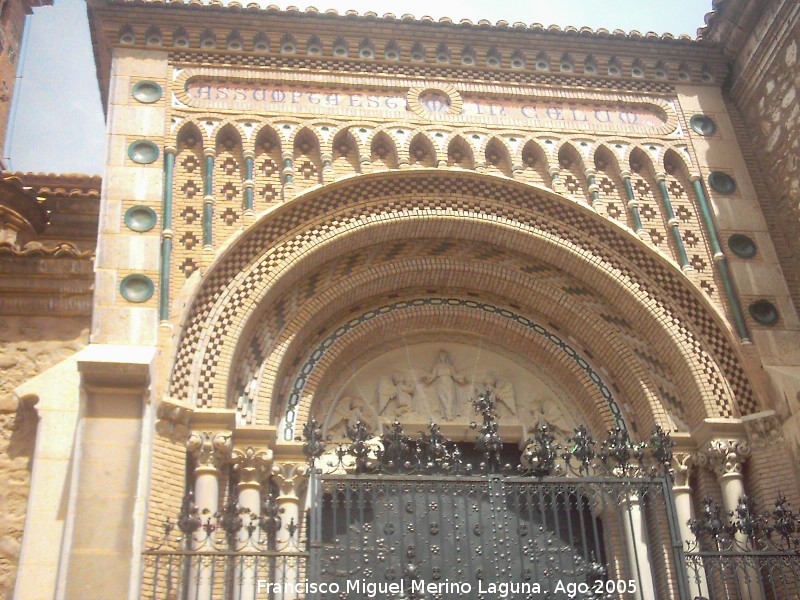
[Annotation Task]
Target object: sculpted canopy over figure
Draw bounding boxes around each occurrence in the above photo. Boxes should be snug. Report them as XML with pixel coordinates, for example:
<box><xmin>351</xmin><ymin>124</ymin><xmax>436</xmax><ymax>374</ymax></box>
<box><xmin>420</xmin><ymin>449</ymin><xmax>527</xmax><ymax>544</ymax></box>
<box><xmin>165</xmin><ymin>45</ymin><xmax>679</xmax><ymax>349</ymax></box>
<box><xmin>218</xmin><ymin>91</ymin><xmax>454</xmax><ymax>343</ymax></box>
<box><xmin>527</xmin><ymin>398</ymin><xmax>570</xmax><ymax>437</ymax></box>
<box><xmin>422</xmin><ymin>350</ymin><xmax>467</xmax><ymax>421</ymax></box>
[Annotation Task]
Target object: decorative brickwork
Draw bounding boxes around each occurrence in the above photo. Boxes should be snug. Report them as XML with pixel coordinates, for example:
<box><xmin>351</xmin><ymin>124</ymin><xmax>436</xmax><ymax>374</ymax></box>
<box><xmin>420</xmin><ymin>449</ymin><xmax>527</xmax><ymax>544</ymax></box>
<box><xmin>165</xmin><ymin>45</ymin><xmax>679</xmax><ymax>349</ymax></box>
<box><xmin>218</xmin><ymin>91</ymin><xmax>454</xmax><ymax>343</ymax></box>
<box><xmin>10</xmin><ymin>4</ymin><xmax>796</xmax><ymax>597</ymax></box>
<box><xmin>163</xmin><ymin>109</ymin><xmax>734</xmax><ymax>326</ymax></box>
<box><xmin>703</xmin><ymin>0</ymin><xmax>800</xmax><ymax>312</ymax></box>
<box><xmin>227</xmin><ymin>243</ymin><xmax>688</xmax><ymax>435</ymax></box>
<box><xmin>166</xmin><ymin>171</ymin><xmax>755</xmax><ymax>433</ymax></box>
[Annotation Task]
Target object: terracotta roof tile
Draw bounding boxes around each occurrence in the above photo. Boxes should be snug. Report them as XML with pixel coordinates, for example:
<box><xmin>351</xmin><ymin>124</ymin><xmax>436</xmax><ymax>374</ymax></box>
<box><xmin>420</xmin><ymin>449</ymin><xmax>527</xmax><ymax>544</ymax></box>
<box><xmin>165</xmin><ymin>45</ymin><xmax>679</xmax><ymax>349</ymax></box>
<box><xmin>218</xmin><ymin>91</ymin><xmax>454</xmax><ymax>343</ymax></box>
<box><xmin>108</xmin><ymin>0</ymin><xmax>705</xmax><ymax>43</ymax></box>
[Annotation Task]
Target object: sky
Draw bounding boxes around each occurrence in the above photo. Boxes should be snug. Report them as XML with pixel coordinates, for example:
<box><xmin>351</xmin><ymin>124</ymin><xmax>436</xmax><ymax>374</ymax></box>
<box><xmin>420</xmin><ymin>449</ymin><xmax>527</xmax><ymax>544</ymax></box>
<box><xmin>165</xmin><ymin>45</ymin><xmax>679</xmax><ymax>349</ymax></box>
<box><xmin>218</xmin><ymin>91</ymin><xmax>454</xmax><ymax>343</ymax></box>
<box><xmin>6</xmin><ymin>0</ymin><xmax>715</xmax><ymax>176</ymax></box>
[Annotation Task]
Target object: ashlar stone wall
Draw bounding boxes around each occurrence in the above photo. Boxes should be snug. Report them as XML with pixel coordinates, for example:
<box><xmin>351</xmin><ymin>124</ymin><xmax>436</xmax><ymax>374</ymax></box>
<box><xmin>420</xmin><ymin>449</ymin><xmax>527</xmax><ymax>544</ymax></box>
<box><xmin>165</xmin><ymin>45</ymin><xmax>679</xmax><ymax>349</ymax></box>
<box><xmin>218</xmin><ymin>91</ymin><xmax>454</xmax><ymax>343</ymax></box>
<box><xmin>0</xmin><ymin>317</ymin><xmax>88</xmax><ymax>596</ymax></box>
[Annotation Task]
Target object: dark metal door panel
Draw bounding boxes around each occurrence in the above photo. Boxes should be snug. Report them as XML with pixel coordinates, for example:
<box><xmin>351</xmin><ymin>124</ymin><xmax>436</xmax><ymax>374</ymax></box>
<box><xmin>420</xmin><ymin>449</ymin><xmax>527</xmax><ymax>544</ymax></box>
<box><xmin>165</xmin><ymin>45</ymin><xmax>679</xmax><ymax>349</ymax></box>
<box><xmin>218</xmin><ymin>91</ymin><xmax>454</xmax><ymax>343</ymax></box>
<box><xmin>310</xmin><ymin>475</ymin><xmax>615</xmax><ymax>599</ymax></box>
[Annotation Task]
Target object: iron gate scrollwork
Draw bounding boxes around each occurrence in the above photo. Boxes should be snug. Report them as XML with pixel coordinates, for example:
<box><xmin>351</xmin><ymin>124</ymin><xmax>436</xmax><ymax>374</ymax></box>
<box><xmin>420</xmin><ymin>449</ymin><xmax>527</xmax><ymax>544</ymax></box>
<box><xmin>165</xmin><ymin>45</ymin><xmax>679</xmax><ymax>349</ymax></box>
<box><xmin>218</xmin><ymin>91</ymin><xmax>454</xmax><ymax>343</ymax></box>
<box><xmin>140</xmin><ymin>390</ymin><xmax>800</xmax><ymax>598</ymax></box>
<box><xmin>303</xmin><ymin>391</ymin><xmax>691</xmax><ymax>600</ymax></box>
<box><xmin>686</xmin><ymin>495</ymin><xmax>800</xmax><ymax>600</ymax></box>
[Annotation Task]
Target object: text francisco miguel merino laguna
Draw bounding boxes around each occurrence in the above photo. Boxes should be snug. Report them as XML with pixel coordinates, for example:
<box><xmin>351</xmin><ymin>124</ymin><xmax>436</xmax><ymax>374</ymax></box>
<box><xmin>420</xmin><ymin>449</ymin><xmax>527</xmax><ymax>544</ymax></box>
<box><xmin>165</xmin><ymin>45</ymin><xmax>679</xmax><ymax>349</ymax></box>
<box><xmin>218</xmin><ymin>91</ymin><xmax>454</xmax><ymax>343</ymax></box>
<box><xmin>255</xmin><ymin>578</ymin><xmax>613</xmax><ymax>597</ymax></box>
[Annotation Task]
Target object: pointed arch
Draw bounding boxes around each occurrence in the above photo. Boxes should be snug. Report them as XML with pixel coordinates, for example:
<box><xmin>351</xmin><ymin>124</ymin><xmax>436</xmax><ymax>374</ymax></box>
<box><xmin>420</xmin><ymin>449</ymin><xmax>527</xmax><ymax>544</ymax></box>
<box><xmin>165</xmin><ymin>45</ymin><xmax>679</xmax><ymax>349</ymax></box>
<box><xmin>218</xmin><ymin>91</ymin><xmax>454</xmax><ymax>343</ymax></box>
<box><xmin>557</xmin><ymin>142</ymin><xmax>592</xmax><ymax>203</ymax></box>
<box><xmin>172</xmin><ymin>121</ymin><xmax>205</xmax><ymax>284</ymax></box>
<box><xmin>370</xmin><ymin>130</ymin><xmax>399</xmax><ymax>171</ymax></box>
<box><xmin>214</xmin><ymin>124</ymin><xmax>245</xmax><ymax>241</ymax></box>
<box><xmin>408</xmin><ymin>133</ymin><xmax>437</xmax><ymax>168</ymax></box>
<box><xmin>594</xmin><ymin>144</ymin><xmax>629</xmax><ymax>225</ymax></box>
<box><xmin>254</xmin><ymin>125</ymin><xmax>283</xmax><ymax>208</ymax></box>
<box><xmin>520</xmin><ymin>140</ymin><xmax>550</xmax><ymax>187</ymax></box>
<box><xmin>331</xmin><ymin>128</ymin><xmax>361</xmax><ymax>178</ymax></box>
<box><xmin>292</xmin><ymin>128</ymin><xmax>323</xmax><ymax>192</ymax></box>
<box><xmin>446</xmin><ymin>135</ymin><xmax>475</xmax><ymax>169</ymax></box>
<box><xmin>485</xmin><ymin>137</ymin><xmax>512</xmax><ymax>177</ymax></box>
<box><xmin>629</xmin><ymin>147</ymin><xmax>669</xmax><ymax>253</ymax></box>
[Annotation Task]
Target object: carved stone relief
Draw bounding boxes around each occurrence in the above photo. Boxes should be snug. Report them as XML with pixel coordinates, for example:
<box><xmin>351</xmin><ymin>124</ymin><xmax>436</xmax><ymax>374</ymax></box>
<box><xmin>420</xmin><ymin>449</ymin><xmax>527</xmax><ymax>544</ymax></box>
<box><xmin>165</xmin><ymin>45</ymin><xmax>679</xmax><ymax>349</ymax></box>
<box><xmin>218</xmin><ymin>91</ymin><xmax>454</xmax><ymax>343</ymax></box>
<box><xmin>317</xmin><ymin>342</ymin><xmax>578</xmax><ymax>439</ymax></box>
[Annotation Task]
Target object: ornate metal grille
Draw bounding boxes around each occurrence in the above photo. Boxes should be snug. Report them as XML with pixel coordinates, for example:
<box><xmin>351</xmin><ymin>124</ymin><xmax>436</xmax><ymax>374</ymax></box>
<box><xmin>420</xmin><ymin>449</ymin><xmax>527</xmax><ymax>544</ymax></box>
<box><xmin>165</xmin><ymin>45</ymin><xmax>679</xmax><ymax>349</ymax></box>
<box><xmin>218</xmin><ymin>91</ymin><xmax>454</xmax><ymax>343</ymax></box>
<box><xmin>141</xmin><ymin>493</ymin><xmax>307</xmax><ymax>599</ymax></box>
<box><xmin>302</xmin><ymin>391</ymin><xmax>689</xmax><ymax>599</ymax></box>
<box><xmin>141</xmin><ymin>390</ymin><xmax>800</xmax><ymax>599</ymax></box>
<box><xmin>308</xmin><ymin>474</ymin><xmax>683</xmax><ymax>599</ymax></box>
<box><xmin>685</xmin><ymin>495</ymin><xmax>800</xmax><ymax>600</ymax></box>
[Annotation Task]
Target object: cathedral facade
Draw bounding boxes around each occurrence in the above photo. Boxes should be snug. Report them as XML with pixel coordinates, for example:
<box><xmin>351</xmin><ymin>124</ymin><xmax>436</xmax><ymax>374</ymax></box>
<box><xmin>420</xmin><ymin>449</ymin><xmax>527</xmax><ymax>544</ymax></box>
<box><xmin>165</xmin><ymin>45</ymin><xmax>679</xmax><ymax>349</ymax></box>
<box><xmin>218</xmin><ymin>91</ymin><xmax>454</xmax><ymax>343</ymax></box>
<box><xmin>3</xmin><ymin>0</ymin><xmax>799</xmax><ymax>598</ymax></box>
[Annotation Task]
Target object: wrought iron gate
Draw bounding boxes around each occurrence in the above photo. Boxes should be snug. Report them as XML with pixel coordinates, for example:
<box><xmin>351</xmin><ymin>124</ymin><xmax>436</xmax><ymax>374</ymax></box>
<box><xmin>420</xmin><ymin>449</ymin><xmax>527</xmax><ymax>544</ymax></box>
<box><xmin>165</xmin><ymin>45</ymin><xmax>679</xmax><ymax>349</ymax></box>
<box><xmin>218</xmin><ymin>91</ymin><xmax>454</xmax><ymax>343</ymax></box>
<box><xmin>302</xmin><ymin>392</ymin><xmax>690</xmax><ymax>599</ymax></box>
<box><xmin>685</xmin><ymin>495</ymin><xmax>800</xmax><ymax>600</ymax></box>
<box><xmin>308</xmin><ymin>473</ymin><xmax>686</xmax><ymax>599</ymax></box>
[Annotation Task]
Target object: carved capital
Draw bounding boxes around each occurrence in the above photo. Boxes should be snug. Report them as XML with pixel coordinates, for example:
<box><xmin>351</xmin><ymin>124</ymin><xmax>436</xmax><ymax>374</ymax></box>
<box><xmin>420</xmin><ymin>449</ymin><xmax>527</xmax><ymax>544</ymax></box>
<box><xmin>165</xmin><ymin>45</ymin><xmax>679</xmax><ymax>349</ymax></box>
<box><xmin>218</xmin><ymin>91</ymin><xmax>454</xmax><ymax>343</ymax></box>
<box><xmin>744</xmin><ymin>413</ymin><xmax>784</xmax><ymax>450</ymax></box>
<box><xmin>270</xmin><ymin>463</ymin><xmax>309</xmax><ymax>499</ymax></box>
<box><xmin>156</xmin><ymin>397</ymin><xmax>193</xmax><ymax>441</ymax></box>
<box><xmin>186</xmin><ymin>431</ymin><xmax>232</xmax><ymax>470</ymax></box>
<box><xmin>671</xmin><ymin>451</ymin><xmax>696</xmax><ymax>487</ymax></box>
<box><xmin>698</xmin><ymin>439</ymin><xmax>750</xmax><ymax>478</ymax></box>
<box><xmin>231</xmin><ymin>446</ymin><xmax>273</xmax><ymax>487</ymax></box>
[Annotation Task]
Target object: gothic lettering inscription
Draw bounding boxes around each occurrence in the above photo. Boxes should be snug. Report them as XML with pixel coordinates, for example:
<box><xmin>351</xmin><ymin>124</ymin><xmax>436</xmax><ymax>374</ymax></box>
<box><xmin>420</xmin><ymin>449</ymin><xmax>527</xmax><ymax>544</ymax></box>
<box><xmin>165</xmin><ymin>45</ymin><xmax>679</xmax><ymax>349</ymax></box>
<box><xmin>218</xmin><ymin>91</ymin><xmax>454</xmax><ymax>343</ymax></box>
<box><xmin>186</xmin><ymin>82</ymin><xmax>406</xmax><ymax>112</ymax></box>
<box><xmin>183</xmin><ymin>80</ymin><xmax>668</xmax><ymax>132</ymax></box>
<box><xmin>462</xmin><ymin>101</ymin><xmax>663</xmax><ymax>127</ymax></box>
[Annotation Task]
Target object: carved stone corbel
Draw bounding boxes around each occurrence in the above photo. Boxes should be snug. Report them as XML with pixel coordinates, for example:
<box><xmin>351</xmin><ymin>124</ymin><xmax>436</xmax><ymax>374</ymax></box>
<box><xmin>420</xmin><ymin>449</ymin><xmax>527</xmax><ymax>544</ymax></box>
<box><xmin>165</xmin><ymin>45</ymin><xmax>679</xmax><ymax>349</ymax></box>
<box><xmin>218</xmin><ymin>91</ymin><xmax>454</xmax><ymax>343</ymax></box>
<box><xmin>155</xmin><ymin>397</ymin><xmax>193</xmax><ymax>441</ymax></box>
<box><xmin>671</xmin><ymin>451</ymin><xmax>696</xmax><ymax>488</ymax></box>
<box><xmin>743</xmin><ymin>411</ymin><xmax>784</xmax><ymax>451</ymax></box>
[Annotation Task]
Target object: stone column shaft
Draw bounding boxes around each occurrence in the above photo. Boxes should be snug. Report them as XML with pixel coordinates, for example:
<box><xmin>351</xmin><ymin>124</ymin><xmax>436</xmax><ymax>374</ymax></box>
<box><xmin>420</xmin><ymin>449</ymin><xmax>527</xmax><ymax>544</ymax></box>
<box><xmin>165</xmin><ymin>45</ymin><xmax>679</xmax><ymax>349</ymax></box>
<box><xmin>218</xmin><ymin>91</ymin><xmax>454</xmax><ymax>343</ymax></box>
<box><xmin>231</xmin><ymin>446</ymin><xmax>272</xmax><ymax>600</ymax></box>
<box><xmin>702</xmin><ymin>439</ymin><xmax>763</xmax><ymax>600</ymax></box>
<box><xmin>270</xmin><ymin>463</ymin><xmax>308</xmax><ymax>600</ymax></box>
<box><xmin>672</xmin><ymin>452</ymin><xmax>709</xmax><ymax>599</ymax></box>
<box><xmin>621</xmin><ymin>493</ymin><xmax>656</xmax><ymax>600</ymax></box>
<box><xmin>186</xmin><ymin>431</ymin><xmax>232</xmax><ymax>600</ymax></box>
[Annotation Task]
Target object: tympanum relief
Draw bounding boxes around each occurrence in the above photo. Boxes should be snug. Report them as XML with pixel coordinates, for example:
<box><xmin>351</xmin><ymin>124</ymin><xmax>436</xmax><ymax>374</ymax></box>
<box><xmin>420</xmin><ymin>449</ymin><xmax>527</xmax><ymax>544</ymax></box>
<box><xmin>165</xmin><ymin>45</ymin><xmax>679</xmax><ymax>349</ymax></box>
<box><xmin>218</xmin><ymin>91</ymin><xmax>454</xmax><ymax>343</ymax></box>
<box><xmin>318</xmin><ymin>343</ymin><xmax>575</xmax><ymax>440</ymax></box>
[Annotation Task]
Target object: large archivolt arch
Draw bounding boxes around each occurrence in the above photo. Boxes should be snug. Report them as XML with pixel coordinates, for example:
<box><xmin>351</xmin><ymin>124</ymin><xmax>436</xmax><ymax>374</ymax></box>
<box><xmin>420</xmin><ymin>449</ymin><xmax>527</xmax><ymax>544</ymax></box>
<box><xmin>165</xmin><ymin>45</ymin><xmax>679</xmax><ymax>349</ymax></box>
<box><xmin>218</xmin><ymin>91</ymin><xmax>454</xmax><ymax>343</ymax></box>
<box><xmin>231</xmin><ymin>246</ymin><xmax>678</xmax><ymax>437</ymax></box>
<box><xmin>166</xmin><ymin>170</ymin><xmax>758</xmax><ymax>439</ymax></box>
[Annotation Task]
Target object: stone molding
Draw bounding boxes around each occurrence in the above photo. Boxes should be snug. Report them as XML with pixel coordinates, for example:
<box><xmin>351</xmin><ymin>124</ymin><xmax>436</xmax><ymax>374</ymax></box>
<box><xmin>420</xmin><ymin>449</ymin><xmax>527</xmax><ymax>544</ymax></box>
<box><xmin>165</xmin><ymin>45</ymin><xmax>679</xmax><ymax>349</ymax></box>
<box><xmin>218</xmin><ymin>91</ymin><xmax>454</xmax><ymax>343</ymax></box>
<box><xmin>77</xmin><ymin>344</ymin><xmax>155</xmax><ymax>390</ymax></box>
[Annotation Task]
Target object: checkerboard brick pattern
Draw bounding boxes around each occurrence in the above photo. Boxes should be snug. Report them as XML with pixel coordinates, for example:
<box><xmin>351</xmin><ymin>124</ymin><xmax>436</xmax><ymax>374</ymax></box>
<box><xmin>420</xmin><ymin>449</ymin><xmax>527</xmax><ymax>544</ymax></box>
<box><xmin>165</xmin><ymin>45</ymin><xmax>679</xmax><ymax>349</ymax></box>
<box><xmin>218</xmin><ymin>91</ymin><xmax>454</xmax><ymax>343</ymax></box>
<box><xmin>167</xmin><ymin>172</ymin><xmax>755</xmax><ymax>428</ymax></box>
